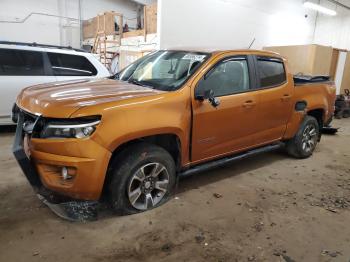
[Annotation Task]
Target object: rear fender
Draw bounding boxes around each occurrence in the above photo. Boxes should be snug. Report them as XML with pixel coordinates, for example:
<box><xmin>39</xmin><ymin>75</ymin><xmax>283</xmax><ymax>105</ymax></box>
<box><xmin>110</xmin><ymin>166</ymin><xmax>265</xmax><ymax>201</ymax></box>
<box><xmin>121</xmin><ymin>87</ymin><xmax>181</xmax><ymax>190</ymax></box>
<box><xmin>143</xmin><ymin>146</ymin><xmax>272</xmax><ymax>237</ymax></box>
<box><xmin>283</xmin><ymin>110</ymin><xmax>306</xmax><ymax>140</ymax></box>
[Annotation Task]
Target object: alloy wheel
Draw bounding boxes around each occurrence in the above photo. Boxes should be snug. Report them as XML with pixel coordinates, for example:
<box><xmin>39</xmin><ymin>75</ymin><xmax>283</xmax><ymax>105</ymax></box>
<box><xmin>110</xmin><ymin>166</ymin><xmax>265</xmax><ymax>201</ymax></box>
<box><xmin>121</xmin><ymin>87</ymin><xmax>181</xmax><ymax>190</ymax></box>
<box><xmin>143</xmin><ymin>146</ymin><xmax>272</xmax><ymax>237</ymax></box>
<box><xmin>127</xmin><ymin>162</ymin><xmax>169</xmax><ymax>210</ymax></box>
<box><xmin>301</xmin><ymin>124</ymin><xmax>318</xmax><ymax>153</ymax></box>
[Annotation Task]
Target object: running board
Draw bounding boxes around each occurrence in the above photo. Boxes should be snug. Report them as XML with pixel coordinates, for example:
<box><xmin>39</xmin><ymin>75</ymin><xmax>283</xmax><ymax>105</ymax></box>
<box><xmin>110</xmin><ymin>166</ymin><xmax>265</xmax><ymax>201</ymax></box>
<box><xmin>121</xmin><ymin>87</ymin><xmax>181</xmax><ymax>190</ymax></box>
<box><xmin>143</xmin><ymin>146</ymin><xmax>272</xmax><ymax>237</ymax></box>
<box><xmin>179</xmin><ymin>143</ymin><xmax>283</xmax><ymax>178</ymax></box>
<box><xmin>322</xmin><ymin>126</ymin><xmax>339</xmax><ymax>135</ymax></box>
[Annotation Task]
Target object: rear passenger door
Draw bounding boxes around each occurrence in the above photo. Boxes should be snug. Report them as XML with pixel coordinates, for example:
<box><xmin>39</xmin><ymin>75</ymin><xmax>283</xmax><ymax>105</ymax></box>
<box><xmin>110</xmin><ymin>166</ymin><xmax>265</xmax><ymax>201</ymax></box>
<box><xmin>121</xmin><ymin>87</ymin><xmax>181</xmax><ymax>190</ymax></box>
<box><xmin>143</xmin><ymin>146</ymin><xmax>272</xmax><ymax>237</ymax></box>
<box><xmin>0</xmin><ymin>49</ymin><xmax>55</xmax><ymax>123</ymax></box>
<box><xmin>253</xmin><ymin>56</ymin><xmax>294</xmax><ymax>145</ymax></box>
<box><xmin>47</xmin><ymin>52</ymin><xmax>98</xmax><ymax>82</ymax></box>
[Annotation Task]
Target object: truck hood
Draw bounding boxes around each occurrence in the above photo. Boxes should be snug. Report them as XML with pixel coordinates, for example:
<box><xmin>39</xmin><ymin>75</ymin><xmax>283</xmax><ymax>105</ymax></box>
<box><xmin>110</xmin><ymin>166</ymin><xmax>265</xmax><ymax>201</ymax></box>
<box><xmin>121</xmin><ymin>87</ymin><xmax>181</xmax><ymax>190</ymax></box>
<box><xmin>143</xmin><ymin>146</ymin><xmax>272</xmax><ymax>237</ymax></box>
<box><xmin>17</xmin><ymin>78</ymin><xmax>164</xmax><ymax>118</ymax></box>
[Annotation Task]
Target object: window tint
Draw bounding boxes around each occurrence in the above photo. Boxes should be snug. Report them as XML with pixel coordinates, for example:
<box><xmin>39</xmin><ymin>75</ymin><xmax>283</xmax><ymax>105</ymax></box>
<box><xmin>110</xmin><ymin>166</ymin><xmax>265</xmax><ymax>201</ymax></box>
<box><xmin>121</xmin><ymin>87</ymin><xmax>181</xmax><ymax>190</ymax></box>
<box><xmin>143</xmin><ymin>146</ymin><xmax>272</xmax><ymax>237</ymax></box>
<box><xmin>0</xmin><ymin>49</ymin><xmax>45</xmax><ymax>76</ymax></box>
<box><xmin>257</xmin><ymin>57</ymin><xmax>286</xmax><ymax>88</ymax></box>
<box><xmin>48</xmin><ymin>53</ymin><xmax>97</xmax><ymax>76</ymax></box>
<box><xmin>196</xmin><ymin>58</ymin><xmax>250</xmax><ymax>97</ymax></box>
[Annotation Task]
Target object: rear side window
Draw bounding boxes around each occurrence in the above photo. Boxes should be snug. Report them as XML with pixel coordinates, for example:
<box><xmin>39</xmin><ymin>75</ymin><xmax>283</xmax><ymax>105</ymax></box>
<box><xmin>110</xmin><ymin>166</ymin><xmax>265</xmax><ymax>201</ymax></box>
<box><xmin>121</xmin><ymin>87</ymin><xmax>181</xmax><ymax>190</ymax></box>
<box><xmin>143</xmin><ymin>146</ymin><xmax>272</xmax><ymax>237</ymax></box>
<box><xmin>48</xmin><ymin>53</ymin><xmax>97</xmax><ymax>76</ymax></box>
<box><xmin>257</xmin><ymin>57</ymin><xmax>286</xmax><ymax>88</ymax></box>
<box><xmin>0</xmin><ymin>49</ymin><xmax>45</xmax><ymax>76</ymax></box>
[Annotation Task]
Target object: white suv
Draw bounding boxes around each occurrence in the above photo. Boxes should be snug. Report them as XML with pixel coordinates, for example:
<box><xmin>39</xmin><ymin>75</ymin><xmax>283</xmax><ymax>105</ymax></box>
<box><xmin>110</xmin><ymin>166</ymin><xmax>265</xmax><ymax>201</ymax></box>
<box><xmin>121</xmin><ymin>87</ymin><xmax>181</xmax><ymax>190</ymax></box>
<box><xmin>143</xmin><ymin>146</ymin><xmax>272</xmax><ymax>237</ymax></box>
<box><xmin>0</xmin><ymin>42</ymin><xmax>110</xmax><ymax>125</ymax></box>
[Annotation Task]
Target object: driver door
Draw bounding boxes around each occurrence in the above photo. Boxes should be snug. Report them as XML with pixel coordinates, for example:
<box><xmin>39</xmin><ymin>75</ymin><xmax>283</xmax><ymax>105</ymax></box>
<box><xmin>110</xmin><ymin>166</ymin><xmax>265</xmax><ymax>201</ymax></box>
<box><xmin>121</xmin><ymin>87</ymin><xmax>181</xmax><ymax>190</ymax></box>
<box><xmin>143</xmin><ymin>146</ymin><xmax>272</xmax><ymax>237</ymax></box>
<box><xmin>191</xmin><ymin>55</ymin><xmax>260</xmax><ymax>163</ymax></box>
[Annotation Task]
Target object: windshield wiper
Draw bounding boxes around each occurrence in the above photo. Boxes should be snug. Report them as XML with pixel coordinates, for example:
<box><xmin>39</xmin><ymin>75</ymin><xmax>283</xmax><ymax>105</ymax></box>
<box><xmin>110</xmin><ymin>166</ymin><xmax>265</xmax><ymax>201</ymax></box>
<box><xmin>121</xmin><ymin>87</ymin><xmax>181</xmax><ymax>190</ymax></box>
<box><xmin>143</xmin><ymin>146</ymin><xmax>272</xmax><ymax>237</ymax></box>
<box><xmin>128</xmin><ymin>78</ymin><xmax>152</xmax><ymax>88</ymax></box>
<box><xmin>112</xmin><ymin>72</ymin><xmax>120</xmax><ymax>79</ymax></box>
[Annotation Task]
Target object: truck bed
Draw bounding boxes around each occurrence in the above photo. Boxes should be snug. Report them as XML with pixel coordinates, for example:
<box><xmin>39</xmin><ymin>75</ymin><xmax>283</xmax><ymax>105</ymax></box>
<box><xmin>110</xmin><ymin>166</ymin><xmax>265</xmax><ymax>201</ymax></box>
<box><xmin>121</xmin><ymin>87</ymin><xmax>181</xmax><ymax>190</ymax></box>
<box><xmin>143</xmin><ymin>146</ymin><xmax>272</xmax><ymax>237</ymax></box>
<box><xmin>293</xmin><ymin>75</ymin><xmax>336</xmax><ymax>124</ymax></box>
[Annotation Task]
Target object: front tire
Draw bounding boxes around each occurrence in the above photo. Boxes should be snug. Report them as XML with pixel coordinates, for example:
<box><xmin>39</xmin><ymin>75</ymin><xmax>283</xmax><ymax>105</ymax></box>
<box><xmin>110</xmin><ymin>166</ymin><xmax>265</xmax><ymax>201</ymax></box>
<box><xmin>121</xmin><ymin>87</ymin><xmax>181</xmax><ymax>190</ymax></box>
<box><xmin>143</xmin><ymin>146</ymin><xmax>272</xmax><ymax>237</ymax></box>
<box><xmin>108</xmin><ymin>143</ymin><xmax>176</xmax><ymax>215</ymax></box>
<box><xmin>286</xmin><ymin>116</ymin><xmax>320</xmax><ymax>159</ymax></box>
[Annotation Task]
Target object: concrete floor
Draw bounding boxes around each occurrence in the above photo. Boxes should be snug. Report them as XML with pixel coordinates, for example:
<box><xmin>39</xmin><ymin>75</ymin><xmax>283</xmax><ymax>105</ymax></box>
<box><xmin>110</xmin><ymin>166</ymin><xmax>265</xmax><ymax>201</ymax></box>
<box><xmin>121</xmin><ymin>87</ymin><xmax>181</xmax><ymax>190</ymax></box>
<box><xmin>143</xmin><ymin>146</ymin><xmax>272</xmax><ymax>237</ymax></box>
<box><xmin>0</xmin><ymin>119</ymin><xmax>349</xmax><ymax>262</ymax></box>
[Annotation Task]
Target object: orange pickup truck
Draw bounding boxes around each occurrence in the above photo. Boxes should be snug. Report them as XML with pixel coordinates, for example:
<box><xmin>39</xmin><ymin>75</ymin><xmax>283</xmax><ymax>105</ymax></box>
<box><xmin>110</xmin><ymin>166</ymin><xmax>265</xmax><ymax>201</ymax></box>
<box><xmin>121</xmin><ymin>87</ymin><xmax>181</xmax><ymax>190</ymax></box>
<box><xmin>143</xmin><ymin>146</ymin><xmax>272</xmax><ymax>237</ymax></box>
<box><xmin>13</xmin><ymin>49</ymin><xmax>336</xmax><ymax>220</ymax></box>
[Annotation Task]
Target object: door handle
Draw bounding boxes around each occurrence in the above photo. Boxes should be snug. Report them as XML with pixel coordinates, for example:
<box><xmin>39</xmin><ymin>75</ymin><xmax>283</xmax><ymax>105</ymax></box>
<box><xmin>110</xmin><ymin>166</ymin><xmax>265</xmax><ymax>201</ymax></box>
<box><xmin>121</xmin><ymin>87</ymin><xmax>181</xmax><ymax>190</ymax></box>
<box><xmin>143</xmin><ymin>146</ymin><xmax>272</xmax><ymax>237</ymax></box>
<box><xmin>242</xmin><ymin>100</ymin><xmax>256</xmax><ymax>108</ymax></box>
<box><xmin>281</xmin><ymin>94</ymin><xmax>291</xmax><ymax>101</ymax></box>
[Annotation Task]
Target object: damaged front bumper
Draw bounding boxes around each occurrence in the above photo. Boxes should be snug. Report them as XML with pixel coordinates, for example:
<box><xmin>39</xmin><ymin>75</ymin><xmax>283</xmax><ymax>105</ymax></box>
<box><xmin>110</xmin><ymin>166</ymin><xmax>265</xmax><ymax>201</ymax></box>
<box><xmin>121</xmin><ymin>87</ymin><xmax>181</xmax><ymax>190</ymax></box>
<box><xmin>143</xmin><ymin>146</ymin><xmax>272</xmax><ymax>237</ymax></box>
<box><xmin>12</xmin><ymin>111</ymin><xmax>99</xmax><ymax>222</ymax></box>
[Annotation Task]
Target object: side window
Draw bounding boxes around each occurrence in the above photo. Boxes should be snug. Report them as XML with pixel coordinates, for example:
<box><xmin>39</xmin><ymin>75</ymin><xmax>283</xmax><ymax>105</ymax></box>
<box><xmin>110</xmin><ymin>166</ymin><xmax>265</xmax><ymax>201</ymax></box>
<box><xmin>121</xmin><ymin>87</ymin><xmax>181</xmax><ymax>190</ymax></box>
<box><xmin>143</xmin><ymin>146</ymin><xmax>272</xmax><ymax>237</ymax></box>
<box><xmin>196</xmin><ymin>58</ymin><xmax>250</xmax><ymax>97</ymax></box>
<box><xmin>48</xmin><ymin>53</ymin><xmax>97</xmax><ymax>76</ymax></box>
<box><xmin>0</xmin><ymin>49</ymin><xmax>45</xmax><ymax>76</ymax></box>
<box><xmin>257</xmin><ymin>57</ymin><xmax>286</xmax><ymax>88</ymax></box>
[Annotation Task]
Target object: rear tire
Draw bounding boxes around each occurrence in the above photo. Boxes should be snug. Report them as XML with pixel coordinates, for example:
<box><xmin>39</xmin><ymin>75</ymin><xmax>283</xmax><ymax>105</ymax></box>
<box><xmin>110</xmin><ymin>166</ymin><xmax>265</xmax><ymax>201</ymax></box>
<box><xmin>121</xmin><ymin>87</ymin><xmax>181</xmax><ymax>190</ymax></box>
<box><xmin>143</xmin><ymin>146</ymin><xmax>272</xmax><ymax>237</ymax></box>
<box><xmin>108</xmin><ymin>143</ymin><xmax>176</xmax><ymax>215</ymax></box>
<box><xmin>286</xmin><ymin>116</ymin><xmax>320</xmax><ymax>159</ymax></box>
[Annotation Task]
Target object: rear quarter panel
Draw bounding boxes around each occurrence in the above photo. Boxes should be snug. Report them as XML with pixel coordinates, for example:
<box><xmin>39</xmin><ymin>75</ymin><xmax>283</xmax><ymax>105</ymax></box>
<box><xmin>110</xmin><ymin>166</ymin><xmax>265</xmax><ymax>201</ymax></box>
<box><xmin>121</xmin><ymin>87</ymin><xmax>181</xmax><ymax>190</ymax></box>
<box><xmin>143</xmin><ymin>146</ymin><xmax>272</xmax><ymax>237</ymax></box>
<box><xmin>283</xmin><ymin>81</ymin><xmax>336</xmax><ymax>139</ymax></box>
<box><xmin>294</xmin><ymin>82</ymin><xmax>336</xmax><ymax>121</ymax></box>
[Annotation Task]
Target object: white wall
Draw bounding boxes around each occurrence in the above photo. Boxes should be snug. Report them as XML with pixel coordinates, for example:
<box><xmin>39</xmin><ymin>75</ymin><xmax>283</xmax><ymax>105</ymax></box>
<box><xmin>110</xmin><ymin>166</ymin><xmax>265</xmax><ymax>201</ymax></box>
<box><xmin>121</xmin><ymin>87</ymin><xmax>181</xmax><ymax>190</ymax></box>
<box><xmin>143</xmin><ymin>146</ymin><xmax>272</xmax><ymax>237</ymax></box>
<box><xmin>158</xmin><ymin>0</ymin><xmax>317</xmax><ymax>50</ymax></box>
<box><xmin>335</xmin><ymin>51</ymin><xmax>348</xmax><ymax>94</ymax></box>
<box><xmin>0</xmin><ymin>0</ymin><xmax>63</xmax><ymax>46</ymax></box>
<box><xmin>1</xmin><ymin>0</ymin><xmax>349</xmax><ymax>50</ymax></box>
<box><xmin>0</xmin><ymin>0</ymin><xmax>140</xmax><ymax>48</ymax></box>
<box><xmin>313</xmin><ymin>0</ymin><xmax>350</xmax><ymax>49</ymax></box>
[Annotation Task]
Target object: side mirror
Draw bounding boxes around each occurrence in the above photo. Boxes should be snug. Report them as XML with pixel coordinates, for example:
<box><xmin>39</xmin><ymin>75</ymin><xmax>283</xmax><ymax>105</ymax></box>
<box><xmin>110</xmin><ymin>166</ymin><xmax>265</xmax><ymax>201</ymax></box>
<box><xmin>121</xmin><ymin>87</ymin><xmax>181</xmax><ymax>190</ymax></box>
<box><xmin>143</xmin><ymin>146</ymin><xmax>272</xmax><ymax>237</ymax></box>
<box><xmin>195</xmin><ymin>89</ymin><xmax>220</xmax><ymax>108</ymax></box>
<box><xmin>205</xmin><ymin>89</ymin><xmax>214</xmax><ymax>99</ymax></box>
<box><xmin>206</xmin><ymin>90</ymin><xmax>221</xmax><ymax>108</ymax></box>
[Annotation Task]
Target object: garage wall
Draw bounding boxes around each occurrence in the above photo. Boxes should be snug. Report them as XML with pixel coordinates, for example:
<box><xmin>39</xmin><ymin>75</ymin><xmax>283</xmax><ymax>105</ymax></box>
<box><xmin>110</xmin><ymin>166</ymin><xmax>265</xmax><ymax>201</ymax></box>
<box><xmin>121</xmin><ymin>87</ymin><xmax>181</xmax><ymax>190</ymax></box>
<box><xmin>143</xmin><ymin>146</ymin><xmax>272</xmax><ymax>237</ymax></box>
<box><xmin>313</xmin><ymin>0</ymin><xmax>350</xmax><ymax>49</ymax></box>
<box><xmin>1</xmin><ymin>0</ymin><xmax>349</xmax><ymax>51</ymax></box>
<box><xmin>0</xmin><ymin>0</ymin><xmax>62</xmax><ymax>46</ymax></box>
<box><xmin>0</xmin><ymin>0</ymin><xmax>139</xmax><ymax>48</ymax></box>
<box><xmin>158</xmin><ymin>0</ymin><xmax>317</xmax><ymax>50</ymax></box>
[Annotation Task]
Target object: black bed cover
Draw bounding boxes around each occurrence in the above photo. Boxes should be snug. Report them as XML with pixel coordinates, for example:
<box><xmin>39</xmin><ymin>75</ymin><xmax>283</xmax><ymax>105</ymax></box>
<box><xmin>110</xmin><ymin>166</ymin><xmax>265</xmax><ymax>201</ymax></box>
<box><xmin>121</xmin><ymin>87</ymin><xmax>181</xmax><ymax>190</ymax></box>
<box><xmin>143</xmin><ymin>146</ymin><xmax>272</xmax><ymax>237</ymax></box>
<box><xmin>293</xmin><ymin>75</ymin><xmax>331</xmax><ymax>84</ymax></box>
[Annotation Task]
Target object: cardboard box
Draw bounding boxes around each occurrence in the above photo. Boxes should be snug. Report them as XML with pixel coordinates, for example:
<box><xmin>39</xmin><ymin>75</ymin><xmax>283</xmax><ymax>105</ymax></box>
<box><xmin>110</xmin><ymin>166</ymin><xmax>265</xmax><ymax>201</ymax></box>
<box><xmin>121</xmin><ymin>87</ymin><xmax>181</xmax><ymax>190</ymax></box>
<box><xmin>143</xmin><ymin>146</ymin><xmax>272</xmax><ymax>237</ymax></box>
<box><xmin>83</xmin><ymin>17</ymin><xmax>97</xmax><ymax>39</ymax></box>
<box><xmin>263</xmin><ymin>44</ymin><xmax>333</xmax><ymax>76</ymax></box>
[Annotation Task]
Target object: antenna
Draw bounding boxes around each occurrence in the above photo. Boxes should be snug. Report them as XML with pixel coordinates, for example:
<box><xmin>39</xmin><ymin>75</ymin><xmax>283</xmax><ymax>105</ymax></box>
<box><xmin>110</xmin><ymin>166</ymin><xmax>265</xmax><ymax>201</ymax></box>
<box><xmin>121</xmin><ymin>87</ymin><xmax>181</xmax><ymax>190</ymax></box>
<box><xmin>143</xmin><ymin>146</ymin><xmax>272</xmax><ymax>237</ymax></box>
<box><xmin>248</xmin><ymin>38</ymin><xmax>256</xmax><ymax>49</ymax></box>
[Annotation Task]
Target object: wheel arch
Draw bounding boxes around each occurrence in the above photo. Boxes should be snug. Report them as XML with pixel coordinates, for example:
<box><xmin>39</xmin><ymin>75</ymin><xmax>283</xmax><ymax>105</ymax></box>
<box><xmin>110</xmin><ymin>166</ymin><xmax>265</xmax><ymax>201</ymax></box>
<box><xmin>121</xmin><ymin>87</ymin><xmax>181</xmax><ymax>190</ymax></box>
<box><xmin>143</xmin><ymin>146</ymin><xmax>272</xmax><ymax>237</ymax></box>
<box><xmin>283</xmin><ymin>105</ymin><xmax>325</xmax><ymax>140</ymax></box>
<box><xmin>101</xmin><ymin>133</ymin><xmax>182</xmax><ymax>198</ymax></box>
<box><xmin>307</xmin><ymin>108</ymin><xmax>325</xmax><ymax>128</ymax></box>
<box><xmin>306</xmin><ymin>108</ymin><xmax>325</xmax><ymax>141</ymax></box>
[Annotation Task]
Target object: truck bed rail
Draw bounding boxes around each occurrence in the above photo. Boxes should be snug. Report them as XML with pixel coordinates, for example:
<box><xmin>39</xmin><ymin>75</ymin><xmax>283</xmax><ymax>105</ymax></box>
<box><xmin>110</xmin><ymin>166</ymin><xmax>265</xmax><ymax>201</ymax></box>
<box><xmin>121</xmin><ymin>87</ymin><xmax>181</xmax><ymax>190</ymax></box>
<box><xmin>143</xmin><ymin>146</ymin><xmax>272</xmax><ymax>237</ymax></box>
<box><xmin>293</xmin><ymin>75</ymin><xmax>331</xmax><ymax>84</ymax></box>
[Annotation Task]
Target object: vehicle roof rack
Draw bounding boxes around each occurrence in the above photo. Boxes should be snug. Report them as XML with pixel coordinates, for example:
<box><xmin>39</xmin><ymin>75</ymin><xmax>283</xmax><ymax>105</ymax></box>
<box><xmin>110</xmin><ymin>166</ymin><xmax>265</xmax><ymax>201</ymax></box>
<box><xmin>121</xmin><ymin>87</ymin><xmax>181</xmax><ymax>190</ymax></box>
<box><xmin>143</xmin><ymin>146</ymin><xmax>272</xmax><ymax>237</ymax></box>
<box><xmin>0</xmin><ymin>41</ymin><xmax>87</xmax><ymax>53</ymax></box>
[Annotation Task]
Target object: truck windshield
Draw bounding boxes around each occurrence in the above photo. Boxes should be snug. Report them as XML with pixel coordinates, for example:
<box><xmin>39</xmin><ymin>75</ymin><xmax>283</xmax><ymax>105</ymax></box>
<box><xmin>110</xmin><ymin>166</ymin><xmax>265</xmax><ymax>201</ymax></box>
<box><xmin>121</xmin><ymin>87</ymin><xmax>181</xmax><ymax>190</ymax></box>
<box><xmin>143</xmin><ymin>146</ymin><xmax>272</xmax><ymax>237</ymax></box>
<box><xmin>115</xmin><ymin>51</ymin><xmax>209</xmax><ymax>91</ymax></box>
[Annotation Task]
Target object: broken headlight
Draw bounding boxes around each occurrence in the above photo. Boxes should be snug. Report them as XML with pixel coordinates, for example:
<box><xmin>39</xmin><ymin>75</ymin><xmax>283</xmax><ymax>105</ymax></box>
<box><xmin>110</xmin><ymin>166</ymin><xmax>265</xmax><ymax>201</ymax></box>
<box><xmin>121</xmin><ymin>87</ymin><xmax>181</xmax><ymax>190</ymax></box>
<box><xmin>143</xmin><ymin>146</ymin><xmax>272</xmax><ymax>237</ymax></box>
<box><xmin>40</xmin><ymin>116</ymin><xmax>101</xmax><ymax>139</ymax></box>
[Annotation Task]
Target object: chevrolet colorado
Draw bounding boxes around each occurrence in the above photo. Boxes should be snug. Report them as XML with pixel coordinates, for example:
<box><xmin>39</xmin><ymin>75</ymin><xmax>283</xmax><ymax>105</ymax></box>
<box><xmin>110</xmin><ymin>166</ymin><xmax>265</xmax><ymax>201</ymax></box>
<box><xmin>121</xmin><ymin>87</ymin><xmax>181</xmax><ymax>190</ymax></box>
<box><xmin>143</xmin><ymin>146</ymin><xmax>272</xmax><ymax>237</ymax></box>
<box><xmin>13</xmin><ymin>49</ymin><xmax>336</xmax><ymax>220</ymax></box>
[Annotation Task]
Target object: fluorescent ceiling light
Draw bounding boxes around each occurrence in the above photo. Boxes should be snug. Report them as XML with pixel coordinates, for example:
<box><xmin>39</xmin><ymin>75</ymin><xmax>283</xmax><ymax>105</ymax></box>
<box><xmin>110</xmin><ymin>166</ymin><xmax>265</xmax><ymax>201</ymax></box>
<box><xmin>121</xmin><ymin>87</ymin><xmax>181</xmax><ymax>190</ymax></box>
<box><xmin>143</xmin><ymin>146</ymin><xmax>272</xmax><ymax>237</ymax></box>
<box><xmin>304</xmin><ymin>1</ymin><xmax>337</xmax><ymax>16</ymax></box>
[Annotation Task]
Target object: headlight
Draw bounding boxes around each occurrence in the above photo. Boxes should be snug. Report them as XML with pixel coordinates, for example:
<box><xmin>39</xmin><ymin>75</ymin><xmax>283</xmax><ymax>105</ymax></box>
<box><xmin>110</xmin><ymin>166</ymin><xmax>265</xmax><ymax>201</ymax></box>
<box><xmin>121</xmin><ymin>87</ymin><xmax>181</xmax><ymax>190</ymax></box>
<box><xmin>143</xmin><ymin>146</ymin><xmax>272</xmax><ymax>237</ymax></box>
<box><xmin>40</xmin><ymin>116</ymin><xmax>101</xmax><ymax>139</ymax></box>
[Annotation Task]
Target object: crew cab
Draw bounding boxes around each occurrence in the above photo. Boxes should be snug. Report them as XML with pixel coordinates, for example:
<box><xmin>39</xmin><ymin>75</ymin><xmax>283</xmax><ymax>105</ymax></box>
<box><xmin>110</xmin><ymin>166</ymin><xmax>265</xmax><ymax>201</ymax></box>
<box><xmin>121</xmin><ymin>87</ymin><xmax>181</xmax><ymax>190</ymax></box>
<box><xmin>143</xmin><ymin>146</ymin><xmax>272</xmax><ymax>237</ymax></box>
<box><xmin>13</xmin><ymin>49</ymin><xmax>336</xmax><ymax>220</ymax></box>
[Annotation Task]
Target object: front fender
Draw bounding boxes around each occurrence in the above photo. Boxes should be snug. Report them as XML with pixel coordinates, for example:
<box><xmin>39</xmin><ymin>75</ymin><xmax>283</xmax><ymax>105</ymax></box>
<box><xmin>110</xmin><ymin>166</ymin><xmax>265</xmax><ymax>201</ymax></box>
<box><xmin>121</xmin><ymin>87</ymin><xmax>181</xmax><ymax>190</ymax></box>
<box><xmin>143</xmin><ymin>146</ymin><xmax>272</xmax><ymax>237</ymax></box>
<box><xmin>72</xmin><ymin>88</ymin><xmax>192</xmax><ymax>166</ymax></box>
